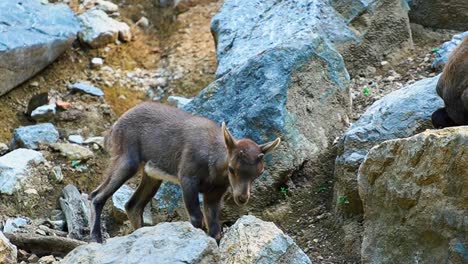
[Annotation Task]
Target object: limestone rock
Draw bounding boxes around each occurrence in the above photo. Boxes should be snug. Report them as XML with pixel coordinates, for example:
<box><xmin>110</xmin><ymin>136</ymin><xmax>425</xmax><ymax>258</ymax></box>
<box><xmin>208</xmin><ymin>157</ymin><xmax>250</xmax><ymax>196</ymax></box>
<box><xmin>61</xmin><ymin>222</ymin><xmax>220</xmax><ymax>264</ymax></box>
<box><xmin>31</xmin><ymin>104</ymin><xmax>56</xmax><ymax>122</ymax></box>
<box><xmin>334</xmin><ymin>75</ymin><xmax>443</xmax><ymax>215</ymax></box>
<box><xmin>112</xmin><ymin>185</ymin><xmax>153</xmax><ymax>225</ymax></box>
<box><xmin>409</xmin><ymin>0</ymin><xmax>468</xmax><ymax>31</ymax></box>
<box><xmin>220</xmin><ymin>215</ymin><xmax>312</xmax><ymax>264</ymax></box>
<box><xmin>0</xmin><ymin>232</ymin><xmax>17</xmax><ymax>264</ymax></box>
<box><xmin>0</xmin><ymin>149</ymin><xmax>45</xmax><ymax>195</ymax></box>
<box><xmin>358</xmin><ymin>127</ymin><xmax>468</xmax><ymax>264</ymax></box>
<box><xmin>10</xmin><ymin>123</ymin><xmax>59</xmax><ymax>150</ymax></box>
<box><xmin>0</xmin><ymin>0</ymin><xmax>80</xmax><ymax>96</ymax></box>
<box><xmin>50</xmin><ymin>143</ymin><xmax>94</xmax><ymax>160</ymax></box>
<box><xmin>78</xmin><ymin>9</ymin><xmax>131</xmax><ymax>48</ymax></box>
<box><xmin>432</xmin><ymin>32</ymin><xmax>468</xmax><ymax>70</ymax></box>
<box><xmin>69</xmin><ymin>82</ymin><xmax>104</xmax><ymax>97</ymax></box>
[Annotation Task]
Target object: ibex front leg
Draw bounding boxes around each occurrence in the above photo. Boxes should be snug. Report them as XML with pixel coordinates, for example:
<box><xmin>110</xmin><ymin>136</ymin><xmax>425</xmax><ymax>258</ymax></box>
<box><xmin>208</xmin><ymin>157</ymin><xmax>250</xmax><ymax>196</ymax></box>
<box><xmin>203</xmin><ymin>188</ymin><xmax>226</xmax><ymax>243</ymax></box>
<box><xmin>180</xmin><ymin>176</ymin><xmax>204</xmax><ymax>229</ymax></box>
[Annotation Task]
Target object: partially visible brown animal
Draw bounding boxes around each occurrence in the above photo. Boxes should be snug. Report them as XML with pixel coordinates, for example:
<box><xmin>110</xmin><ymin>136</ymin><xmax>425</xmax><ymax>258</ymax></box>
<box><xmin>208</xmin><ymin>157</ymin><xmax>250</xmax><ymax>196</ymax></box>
<box><xmin>432</xmin><ymin>36</ymin><xmax>468</xmax><ymax>128</ymax></box>
<box><xmin>89</xmin><ymin>102</ymin><xmax>281</xmax><ymax>243</ymax></box>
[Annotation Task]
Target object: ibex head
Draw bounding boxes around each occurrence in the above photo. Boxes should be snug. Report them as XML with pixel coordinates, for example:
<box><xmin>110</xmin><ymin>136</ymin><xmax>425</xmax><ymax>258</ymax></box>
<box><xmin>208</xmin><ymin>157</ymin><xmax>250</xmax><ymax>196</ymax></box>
<box><xmin>221</xmin><ymin>122</ymin><xmax>281</xmax><ymax>206</ymax></box>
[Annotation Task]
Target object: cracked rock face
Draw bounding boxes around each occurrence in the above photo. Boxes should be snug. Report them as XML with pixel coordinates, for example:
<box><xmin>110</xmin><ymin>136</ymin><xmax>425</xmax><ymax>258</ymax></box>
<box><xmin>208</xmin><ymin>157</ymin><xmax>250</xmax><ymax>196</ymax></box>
<box><xmin>0</xmin><ymin>0</ymin><xmax>80</xmax><ymax>96</ymax></box>
<box><xmin>61</xmin><ymin>222</ymin><xmax>220</xmax><ymax>264</ymax></box>
<box><xmin>220</xmin><ymin>215</ymin><xmax>312</xmax><ymax>264</ymax></box>
<box><xmin>358</xmin><ymin>127</ymin><xmax>468</xmax><ymax>264</ymax></box>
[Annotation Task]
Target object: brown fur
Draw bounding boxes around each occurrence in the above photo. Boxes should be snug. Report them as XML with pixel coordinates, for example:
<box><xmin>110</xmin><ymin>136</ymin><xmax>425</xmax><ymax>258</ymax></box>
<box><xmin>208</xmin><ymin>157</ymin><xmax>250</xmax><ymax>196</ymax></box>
<box><xmin>89</xmin><ymin>102</ymin><xmax>281</xmax><ymax>243</ymax></box>
<box><xmin>433</xmin><ymin>36</ymin><xmax>468</xmax><ymax>127</ymax></box>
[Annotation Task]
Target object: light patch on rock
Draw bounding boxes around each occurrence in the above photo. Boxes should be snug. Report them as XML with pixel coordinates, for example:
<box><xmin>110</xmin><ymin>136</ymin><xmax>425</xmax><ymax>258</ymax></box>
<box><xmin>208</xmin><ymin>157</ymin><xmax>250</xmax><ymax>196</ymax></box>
<box><xmin>50</xmin><ymin>143</ymin><xmax>94</xmax><ymax>161</ymax></box>
<box><xmin>0</xmin><ymin>149</ymin><xmax>45</xmax><ymax>195</ymax></box>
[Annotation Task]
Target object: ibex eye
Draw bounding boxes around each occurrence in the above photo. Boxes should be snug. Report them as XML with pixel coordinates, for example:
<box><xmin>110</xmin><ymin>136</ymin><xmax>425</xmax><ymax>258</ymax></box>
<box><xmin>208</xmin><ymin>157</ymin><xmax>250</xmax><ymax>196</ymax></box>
<box><xmin>228</xmin><ymin>166</ymin><xmax>235</xmax><ymax>174</ymax></box>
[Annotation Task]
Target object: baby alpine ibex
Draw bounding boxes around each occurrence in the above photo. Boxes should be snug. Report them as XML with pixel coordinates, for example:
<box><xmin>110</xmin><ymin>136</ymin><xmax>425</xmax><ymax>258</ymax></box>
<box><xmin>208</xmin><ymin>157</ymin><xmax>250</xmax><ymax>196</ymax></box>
<box><xmin>89</xmin><ymin>102</ymin><xmax>281</xmax><ymax>242</ymax></box>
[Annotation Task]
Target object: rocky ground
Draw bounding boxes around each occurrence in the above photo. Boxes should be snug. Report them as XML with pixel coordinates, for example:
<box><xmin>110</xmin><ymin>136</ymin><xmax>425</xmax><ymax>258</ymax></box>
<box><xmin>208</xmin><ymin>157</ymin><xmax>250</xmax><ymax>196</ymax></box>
<box><xmin>0</xmin><ymin>0</ymin><xmax>465</xmax><ymax>264</ymax></box>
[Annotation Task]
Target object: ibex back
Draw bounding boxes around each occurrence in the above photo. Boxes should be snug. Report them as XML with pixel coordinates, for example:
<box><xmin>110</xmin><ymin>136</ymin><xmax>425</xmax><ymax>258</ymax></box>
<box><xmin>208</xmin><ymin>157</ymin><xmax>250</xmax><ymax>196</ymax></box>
<box><xmin>89</xmin><ymin>102</ymin><xmax>281</xmax><ymax>242</ymax></box>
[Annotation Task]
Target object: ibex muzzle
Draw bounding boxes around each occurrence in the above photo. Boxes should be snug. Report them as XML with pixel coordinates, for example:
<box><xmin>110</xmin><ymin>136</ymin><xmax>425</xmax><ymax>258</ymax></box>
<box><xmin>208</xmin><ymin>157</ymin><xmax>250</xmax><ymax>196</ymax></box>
<box><xmin>89</xmin><ymin>102</ymin><xmax>280</xmax><ymax>243</ymax></box>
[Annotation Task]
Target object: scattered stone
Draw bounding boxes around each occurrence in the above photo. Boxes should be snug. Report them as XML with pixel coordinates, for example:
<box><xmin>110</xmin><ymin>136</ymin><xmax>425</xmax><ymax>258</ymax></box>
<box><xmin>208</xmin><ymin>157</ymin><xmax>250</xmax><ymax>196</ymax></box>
<box><xmin>68</xmin><ymin>135</ymin><xmax>84</xmax><ymax>145</ymax></box>
<box><xmin>31</xmin><ymin>104</ymin><xmax>56</xmax><ymax>122</ymax></box>
<box><xmin>28</xmin><ymin>254</ymin><xmax>40</xmax><ymax>263</ymax></box>
<box><xmin>38</xmin><ymin>255</ymin><xmax>56</xmax><ymax>264</ymax></box>
<box><xmin>0</xmin><ymin>0</ymin><xmax>80</xmax><ymax>96</ymax></box>
<box><xmin>0</xmin><ymin>231</ymin><xmax>17</xmax><ymax>264</ymax></box>
<box><xmin>432</xmin><ymin>31</ymin><xmax>468</xmax><ymax>70</ymax></box>
<box><xmin>78</xmin><ymin>9</ymin><xmax>131</xmax><ymax>48</ymax></box>
<box><xmin>112</xmin><ymin>185</ymin><xmax>153</xmax><ymax>225</ymax></box>
<box><xmin>24</xmin><ymin>188</ymin><xmax>39</xmax><ymax>195</ymax></box>
<box><xmin>51</xmin><ymin>166</ymin><xmax>64</xmax><ymax>183</ymax></box>
<box><xmin>59</xmin><ymin>185</ymin><xmax>91</xmax><ymax>240</ymax></box>
<box><xmin>50</xmin><ymin>143</ymin><xmax>94</xmax><ymax>160</ymax></box>
<box><xmin>83</xmin><ymin>136</ymin><xmax>105</xmax><ymax>148</ymax></box>
<box><xmin>10</xmin><ymin>123</ymin><xmax>59</xmax><ymax>150</ymax></box>
<box><xmin>0</xmin><ymin>149</ymin><xmax>45</xmax><ymax>195</ymax></box>
<box><xmin>220</xmin><ymin>215</ymin><xmax>312</xmax><ymax>264</ymax></box>
<box><xmin>359</xmin><ymin>127</ymin><xmax>468</xmax><ymax>263</ymax></box>
<box><xmin>3</xmin><ymin>217</ymin><xmax>29</xmax><ymax>233</ymax></box>
<box><xmin>30</xmin><ymin>82</ymin><xmax>40</xmax><ymax>87</ymax></box>
<box><xmin>27</xmin><ymin>93</ymin><xmax>49</xmax><ymax>117</ymax></box>
<box><xmin>69</xmin><ymin>82</ymin><xmax>104</xmax><ymax>97</ymax></box>
<box><xmin>334</xmin><ymin>75</ymin><xmax>443</xmax><ymax>215</ymax></box>
<box><xmin>167</xmin><ymin>95</ymin><xmax>192</xmax><ymax>109</ymax></box>
<box><xmin>91</xmin><ymin>57</ymin><xmax>104</xmax><ymax>69</ymax></box>
<box><xmin>0</xmin><ymin>143</ymin><xmax>9</xmax><ymax>155</ymax></box>
<box><xmin>95</xmin><ymin>0</ymin><xmax>119</xmax><ymax>13</ymax></box>
<box><xmin>62</xmin><ymin>222</ymin><xmax>220</xmax><ymax>264</ymax></box>
<box><xmin>56</xmin><ymin>100</ymin><xmax>72</xmax><ymax>110</ymax></box>
<box><xmin>136</xmin><ymin>16</ymin><xmax>150</xmax><ymax>28</ymax></box>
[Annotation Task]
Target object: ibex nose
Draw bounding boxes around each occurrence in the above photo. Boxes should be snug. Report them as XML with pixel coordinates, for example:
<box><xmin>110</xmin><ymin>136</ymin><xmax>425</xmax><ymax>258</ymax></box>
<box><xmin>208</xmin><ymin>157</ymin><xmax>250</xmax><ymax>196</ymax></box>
<box><xmin>237</xmin><ymin>195</ymin><xmax>249</xmax><ymax>205</ymax></box>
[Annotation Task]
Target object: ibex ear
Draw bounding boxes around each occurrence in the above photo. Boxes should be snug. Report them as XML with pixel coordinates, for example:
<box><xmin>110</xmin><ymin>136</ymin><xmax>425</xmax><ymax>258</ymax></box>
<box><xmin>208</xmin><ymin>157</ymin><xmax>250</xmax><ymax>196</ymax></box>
<box><xmin>260</xmin><ymin>138</ymin><xmax>281</xmax><ymax>155</ymax></box>
<box><xmin>221</xmin><ymin>122</ymin><xmax>236</xmax><ymax>150</ymax></box>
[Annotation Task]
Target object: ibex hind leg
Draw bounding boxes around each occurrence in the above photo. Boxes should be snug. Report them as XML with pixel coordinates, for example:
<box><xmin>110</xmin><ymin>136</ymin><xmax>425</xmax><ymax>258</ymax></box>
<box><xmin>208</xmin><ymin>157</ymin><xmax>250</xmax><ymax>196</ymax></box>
<box><xmin>125</xmin><ymin>172</ymin><xmax>162</xmax><ymax>229</ymax></box>
<box><xmin>90</xmin><ymin>155</ymin><xmax>139</xmax><ymax>243</ymax></box>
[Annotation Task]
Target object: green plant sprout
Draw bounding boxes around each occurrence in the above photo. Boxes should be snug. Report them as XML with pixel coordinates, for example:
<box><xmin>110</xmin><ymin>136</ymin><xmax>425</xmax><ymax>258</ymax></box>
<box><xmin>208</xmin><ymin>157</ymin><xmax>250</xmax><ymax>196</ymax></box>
<box><xmin>280</xmin><ymin>187</ymin><xmax>288</xmax><ymax>197</ymax></box>
<box><xmin>337</xmin><ymin>195</ymin><xmax>350</xmax><ymax>205</ymax></box>
<box><xmin>431</xmin><ymin>47</ymin><xmax>440</xmax><ymax>53</ymax></box>
<box><xmin>362</xmin><ymin>87</ymin><xmax>370</xmax><ymax>96</ymax></box>
<box><xmin>71</xmin><ymin>160</ymin><xmax>80</xmax><ymax>167</ymax></box>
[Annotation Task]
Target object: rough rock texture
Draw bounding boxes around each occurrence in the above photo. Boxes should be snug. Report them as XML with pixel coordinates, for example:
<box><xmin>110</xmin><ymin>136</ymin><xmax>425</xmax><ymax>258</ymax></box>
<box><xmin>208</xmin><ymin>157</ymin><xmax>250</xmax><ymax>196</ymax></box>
<box><xmin>433</xmin><ymin>32</ymin><xmax>468</xmax><ymax>70</ymax></box>
<box><xmin>184</xmin><ymin>0</ymin><xmax>351</xmax><ymax>219</ymax></box>
<box><xmin>0</xmin><ymin>0</ymin><xmax>80</xmax><ymax>96</ymax></box>
<box><xmin>78</xmin><ymin>9</ymin><xmax>131</xmax><ymax>48</ymax></box>
<box><xmin>59</xmin><ymin>185</ymin><xmax>91</xmax><ymax>240</ymax></box>
<box><xmin>211</xmin><ymin>0</ymin><xmax>356</xmax><ymax>77</ymax></box>
<box><xmin>31</xmin><ymin>104</ymin><xmax>56</xmax><ymax>122</ymax></box>
<box><xmin>408</xmin><ymin>0</ymin><xmax>468</xmax><ymax>31</ymax></box>
<box><xmin>334</xmin><ymin>75</ymin><xmax>444</xmax><ymax>215</ymax></box>
<box><xmin>3</xmin><ymin>217</ymin><xmax>29</xmax><ymax>233</ymax></box>
<box><xmin>358</xmin><ymin>127</ymin><xmax>468</xmax><ymax>264</ymax></box>
<box><xmin>112</xmin><ymin>185</ymin><xmax>152</xmax><ymax>225</ymax></box>
<box><xmin>62</xmin><ymin>222</ymin><xmax>220</xmax><ymax>264</ymax></box>
<box><xmin>50</xmin><ymin>143</ymin><xmax>94</xmax><ymax>160</ymax></box>
<box><xmin>333</xmin><ymin>0</ymin><xmax>413</xmax><ymax>74</ymax></box>
<box><xmin>0</xmin><ymin>231</ymin><xmax>17</xmax><ymax>264</ymax></box>
<box><xmin>0</xmin><ymin>149</ymin><xmax>44</xmax><ymax>195</ymax></box>
<box><xmin>10</xmin><ymin>123</ymin><xmax>59</xmax><ymax>150</ymax></box>
<box><xmin>69</xmin><ymin>82</ymin><xmax>104</xmax><ymax>97</ymax></box>
<box><xmin>220</xmin><ymin>215</ymin><xmax>312</xmax><ymax>264</ymax></box>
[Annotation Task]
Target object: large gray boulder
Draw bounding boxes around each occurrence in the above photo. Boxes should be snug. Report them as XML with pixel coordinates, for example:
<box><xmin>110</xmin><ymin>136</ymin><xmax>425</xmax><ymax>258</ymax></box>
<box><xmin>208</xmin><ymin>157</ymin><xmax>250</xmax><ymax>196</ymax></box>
<box><xmin>334</xmin><ymin>75</ymin><xmax>444</xmax><ymax>215</ymax></box>
<box><xmin>183</xmin><ymin>0</ymin><xmax>351</xmax><ymax>219</ymax></box>
<box><xmin>0</xmin><ymin>149</ymin><xmax>44</xmax><ymax>195</ymax></box>
<box><xmin>0</xmin><ymin>0</ymin><xmax>80</xmax><ymax>96</ymax></box>
<box><xmin>61</xmin><ymin>222</ymin><xmax>220</xmax><ymax>264</ymax></box>
<box><xmin>358</xmin><ymin>127</ymin><xmax>468</xmax><ymax>264</ymax></box>
<box><xmin>408</xmin><ymin>0</ymin><xmax>468</xmax><ymax>31</ymax></box>
<box><xmin>432</xmin><ymin>32</ymin><xmax>468</xmax><ymax>70</ymax></box>
<box><xmin>220</xmin><ymin>215</ymin><xmax>312</xmax><ymax>264</ymax></box>
<box><xmin>10</xmin><ymin>123</ymin><xmax>59</xmax><ymax>150</ymax></box>
<box><xmin>333</xmin><ymin>0</ymin><xmax>413</xmax><ymax>74</ymax></box>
